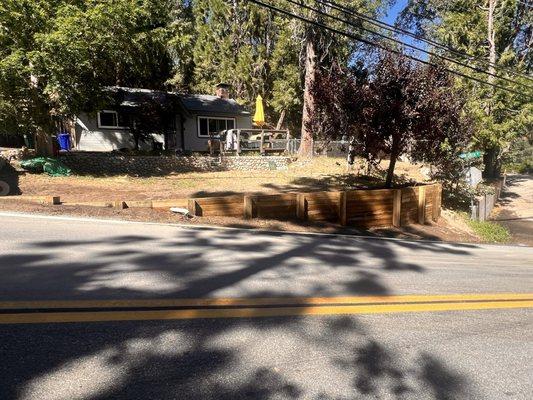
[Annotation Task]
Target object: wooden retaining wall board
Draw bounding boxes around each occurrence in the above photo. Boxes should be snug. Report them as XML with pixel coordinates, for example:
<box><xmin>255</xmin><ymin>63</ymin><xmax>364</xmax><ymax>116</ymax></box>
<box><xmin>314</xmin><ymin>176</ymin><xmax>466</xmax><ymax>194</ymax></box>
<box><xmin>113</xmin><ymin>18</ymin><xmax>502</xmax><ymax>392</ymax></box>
<box><xmin>299</xmin><ymin>192</ymin><xmax>343</xmax><ymax>222</ymax></box>
<box><xmin>5</xmin><ymin>183</ymin><xmax>442</xmax><ymax>228</ymax></box>
<box><xmin>189</xmin><ymin>195</ymin><xmax>244</xmax><ymax>217</ymax></box>
<box><xmin>0</xmin><ymin>195</ymin><xmax>61</xmax><ymax>205</ymax></box>
<box><xmin>245</xmin><ymin>193</ymin><xmax>297</xmax><ymax>220</ymax></box>
<box><xmin>346</xmin><ymin>189</ymin><xmax>395</xmax><ymax>227</ymax></box>
<box><xmin>151</xmin><ymin>199</ymin><xmax>188</xmax><ymax>210</ymax></box>
<box><xmin>400</xmin><ymin>186</ymin><xmax>420</xmax><ymax>226</ymax></box>
<box><xmin>424</xmin><ymin>184</ymin><xmax>441</xmax><ymax>223</ymax></box>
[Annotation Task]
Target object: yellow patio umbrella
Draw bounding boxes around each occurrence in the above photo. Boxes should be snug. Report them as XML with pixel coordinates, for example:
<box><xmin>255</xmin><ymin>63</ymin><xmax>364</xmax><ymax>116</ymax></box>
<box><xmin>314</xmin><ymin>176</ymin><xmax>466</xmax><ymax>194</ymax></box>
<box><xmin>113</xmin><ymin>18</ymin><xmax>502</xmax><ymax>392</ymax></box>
<box><xmin>253</xmin><ymin>95</ymin><xmax>266</xmax><ymax>127</ymax></box>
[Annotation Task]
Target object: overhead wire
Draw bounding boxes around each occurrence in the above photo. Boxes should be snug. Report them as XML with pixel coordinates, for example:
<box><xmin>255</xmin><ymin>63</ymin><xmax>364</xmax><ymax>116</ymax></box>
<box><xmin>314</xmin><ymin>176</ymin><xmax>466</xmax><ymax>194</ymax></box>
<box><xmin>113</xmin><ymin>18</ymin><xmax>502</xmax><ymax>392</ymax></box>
<box><xmin>282</xmin><ymin>0</ymin><xmax>533</xmax><ymax>90</ymax></box>
<box><xmin>247</xmin><ymin>0</ymin><xmax>531</xmax><ymax>98</ymax></box>
<box><xmin>316</xmin><ymin>0</ymin><xmax>533</xmax><ymax>83</ymax></box>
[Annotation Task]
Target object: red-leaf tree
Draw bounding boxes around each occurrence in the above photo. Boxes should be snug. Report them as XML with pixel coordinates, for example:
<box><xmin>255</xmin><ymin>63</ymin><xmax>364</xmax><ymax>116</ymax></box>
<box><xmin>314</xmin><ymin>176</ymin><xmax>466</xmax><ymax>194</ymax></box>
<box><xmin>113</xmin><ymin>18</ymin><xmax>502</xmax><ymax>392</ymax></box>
<box><xmin>310</xmin><ymin>53</ymin><xmax>473</xmax><ymax>188</ymax></box>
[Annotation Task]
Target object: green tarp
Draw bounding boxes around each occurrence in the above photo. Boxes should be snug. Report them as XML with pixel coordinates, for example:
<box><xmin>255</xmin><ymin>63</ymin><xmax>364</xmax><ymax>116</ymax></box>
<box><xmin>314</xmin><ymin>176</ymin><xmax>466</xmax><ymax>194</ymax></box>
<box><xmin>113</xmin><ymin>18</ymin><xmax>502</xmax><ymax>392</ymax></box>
<box><xmin>20</xmin><ymin>157</ymin><xmax>72</xmax><ymax>177</ymax></box>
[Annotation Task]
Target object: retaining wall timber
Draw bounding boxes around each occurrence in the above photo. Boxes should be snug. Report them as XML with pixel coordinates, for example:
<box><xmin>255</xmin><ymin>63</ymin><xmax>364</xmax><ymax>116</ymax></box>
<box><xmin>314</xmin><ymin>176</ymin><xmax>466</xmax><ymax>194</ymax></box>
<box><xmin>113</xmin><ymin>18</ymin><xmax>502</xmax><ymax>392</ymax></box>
<box><xmin>188</xmin><ymin>183</ymin><xmax>442</xmax><ymax>228</ymax></box>
<box><xmin>12</xmin><ymin>183</ymin><xmax>442</xmax><ymax>229</ymax></box>
<box><xmin>471</xmin><ymin>176</ymin><xmax>506</xmax><ymax>221</ymax></box>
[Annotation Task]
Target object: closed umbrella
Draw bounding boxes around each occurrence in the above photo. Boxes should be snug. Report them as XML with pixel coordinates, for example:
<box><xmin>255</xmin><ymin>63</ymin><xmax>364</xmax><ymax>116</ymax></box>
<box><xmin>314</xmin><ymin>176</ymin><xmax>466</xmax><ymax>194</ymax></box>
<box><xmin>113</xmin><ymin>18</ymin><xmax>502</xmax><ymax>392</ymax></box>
<box><xmin>253</xmin><ymin>95</ymin><xmax>266</xmax><ymax>127</ymax></box>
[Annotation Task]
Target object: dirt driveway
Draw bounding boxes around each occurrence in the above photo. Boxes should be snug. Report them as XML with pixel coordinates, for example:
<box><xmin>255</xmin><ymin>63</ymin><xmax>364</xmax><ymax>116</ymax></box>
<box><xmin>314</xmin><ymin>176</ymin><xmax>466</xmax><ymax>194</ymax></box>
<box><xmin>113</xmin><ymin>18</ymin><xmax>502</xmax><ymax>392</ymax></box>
<box><xmin>493</xmin><ymin>174</ymin><xmax>533</xmax><ymax>246</ymax></box>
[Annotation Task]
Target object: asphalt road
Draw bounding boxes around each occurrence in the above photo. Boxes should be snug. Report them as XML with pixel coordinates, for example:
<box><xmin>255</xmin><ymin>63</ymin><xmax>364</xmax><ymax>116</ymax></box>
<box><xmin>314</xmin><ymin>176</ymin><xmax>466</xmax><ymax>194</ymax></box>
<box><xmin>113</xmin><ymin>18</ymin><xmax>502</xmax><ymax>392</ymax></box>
<box><xmin>0</xmin><ymin>213</ymin><xmax>532</xmax><ymax>400</ymax></box>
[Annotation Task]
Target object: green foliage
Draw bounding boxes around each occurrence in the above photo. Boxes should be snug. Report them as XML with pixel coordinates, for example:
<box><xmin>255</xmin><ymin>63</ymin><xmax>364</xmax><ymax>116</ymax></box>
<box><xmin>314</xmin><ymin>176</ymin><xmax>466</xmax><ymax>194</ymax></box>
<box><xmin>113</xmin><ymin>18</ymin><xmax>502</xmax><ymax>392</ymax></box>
<box><xmin>400</xmin><ymin>0</ymin><xmax>533</xmax><ymax>176</ymax></box>
<box><xmin>1</xmin><ymin>0</ymin><xmax>392</xmax><ymax>139</ymax></box>
<box><xmin>0</xmin><ymin>0</ymin><xmax>178</xmax><ymax>138</ymax></box>
<box><xmin>468</xmin><ymin>220</ymin><xmax>511</xmax><ymax>243</ymax></box>
<box><xmin>177</xmin><ymin>0</ymin><xmax>388</xmax><ymax>130</ymax></box>
<box><xmin>503</xmin><ymin>134</ymin><xmax>533</xmax><ymax>173</ymax></box>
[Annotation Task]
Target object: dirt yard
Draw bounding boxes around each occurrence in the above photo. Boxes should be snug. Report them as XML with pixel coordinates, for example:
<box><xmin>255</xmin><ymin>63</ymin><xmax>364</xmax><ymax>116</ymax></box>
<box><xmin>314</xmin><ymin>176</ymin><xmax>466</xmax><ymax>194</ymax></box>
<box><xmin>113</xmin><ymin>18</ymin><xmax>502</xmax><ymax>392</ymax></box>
<box><xmin>11</xmin><ymin>157</ymin><xmax>427</xmax><ymax>202</ymax></box>
<box><xmin>0</xmin><ymin>156</ymin><xmax>489</xmax><ymax>243</ymax></box>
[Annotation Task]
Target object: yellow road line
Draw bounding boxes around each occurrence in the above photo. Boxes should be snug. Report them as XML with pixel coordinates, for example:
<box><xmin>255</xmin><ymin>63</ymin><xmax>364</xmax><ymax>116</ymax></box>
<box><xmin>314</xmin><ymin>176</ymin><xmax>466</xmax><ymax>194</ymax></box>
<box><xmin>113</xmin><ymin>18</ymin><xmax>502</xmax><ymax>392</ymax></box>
<box><xmin>1</xmin><ymin>293</ymin><xmax>532</xmax><ymax>310</ymax></box>
<box><xmin>1</xmin><ymin>300</ymin><xmax>532</xmax><ymax>324</ymax></box>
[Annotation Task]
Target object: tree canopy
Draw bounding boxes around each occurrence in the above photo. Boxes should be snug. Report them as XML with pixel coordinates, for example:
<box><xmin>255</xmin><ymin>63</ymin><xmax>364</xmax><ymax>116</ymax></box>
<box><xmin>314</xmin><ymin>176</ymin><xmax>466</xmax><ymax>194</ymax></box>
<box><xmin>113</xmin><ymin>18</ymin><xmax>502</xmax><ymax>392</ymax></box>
<box><xmin>311</xmin><ymin>53</ymin><xmax>473</xmax><ymax>187</ymax></box>
<box><xmin>399</xmin><ymin>0</ymin><xmax>533</xmax><ymax>177</ymax></box>
<box><xmin>0</xmin><ymin>0</ymin><xmax>530</xmax><ymax>176</ymax></box>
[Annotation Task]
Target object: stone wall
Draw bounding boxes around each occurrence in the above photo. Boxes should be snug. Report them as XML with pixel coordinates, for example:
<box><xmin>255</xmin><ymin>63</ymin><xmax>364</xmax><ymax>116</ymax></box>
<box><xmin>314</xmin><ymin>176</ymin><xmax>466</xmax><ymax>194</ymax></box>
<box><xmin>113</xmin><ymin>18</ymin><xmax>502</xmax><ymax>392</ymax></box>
<box><xmin>59</xmin><ymin>152</ymin><xmax>292</xmax><ymax>175</ymax></box>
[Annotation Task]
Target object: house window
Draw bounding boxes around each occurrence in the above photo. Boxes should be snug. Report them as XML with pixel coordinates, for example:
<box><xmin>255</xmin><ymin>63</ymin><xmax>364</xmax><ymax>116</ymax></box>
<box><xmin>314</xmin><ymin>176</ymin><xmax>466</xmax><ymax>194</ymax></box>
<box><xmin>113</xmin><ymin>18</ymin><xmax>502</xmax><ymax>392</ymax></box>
<box><xmin>97</xmin><ymin>110</ymin><xmax>130</xmax><ymax>129</ymax></box>
<box><xmin>197</xmin><ymin>116</ymin><xmax>235</xmax><ymax>137</ymax></box>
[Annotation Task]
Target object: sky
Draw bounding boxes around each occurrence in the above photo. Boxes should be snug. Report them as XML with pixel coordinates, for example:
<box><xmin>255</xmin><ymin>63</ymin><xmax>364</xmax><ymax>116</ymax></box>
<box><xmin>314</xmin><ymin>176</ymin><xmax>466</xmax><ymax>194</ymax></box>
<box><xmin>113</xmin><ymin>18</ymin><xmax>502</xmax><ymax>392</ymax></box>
<box><xmin>382</xmin><ymin>0</ymin><xmax>429</xmax><ymax>59</ymax></box>
<box><xmin>384</xmin><ymin>0</ymin><xmax>408</xmax><ymax>25</ymax></box>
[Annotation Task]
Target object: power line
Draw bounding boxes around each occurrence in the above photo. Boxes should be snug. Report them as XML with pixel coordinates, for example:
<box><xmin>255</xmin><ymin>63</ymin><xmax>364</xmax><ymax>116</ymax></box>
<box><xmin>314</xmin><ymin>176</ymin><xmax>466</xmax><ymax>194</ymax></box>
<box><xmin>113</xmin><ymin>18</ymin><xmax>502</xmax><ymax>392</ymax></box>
<box><xmin>281</xmin><ymin>0</ymin><xmax>533</xmax><ymax>91</ymax></box>
<box><xmin>319</xmin><ymin>0</ymin><xmax>533</xmax><ymax>82</ymax></box>
<box><xmin>247</xmin><ymin>0</ymin><xmax>530</xmax><ymax>98</ymax></box>
<box><xmin>317</xmin><ymin>0</ymin><xmax>533</xmax><ymax>83</ymax></box>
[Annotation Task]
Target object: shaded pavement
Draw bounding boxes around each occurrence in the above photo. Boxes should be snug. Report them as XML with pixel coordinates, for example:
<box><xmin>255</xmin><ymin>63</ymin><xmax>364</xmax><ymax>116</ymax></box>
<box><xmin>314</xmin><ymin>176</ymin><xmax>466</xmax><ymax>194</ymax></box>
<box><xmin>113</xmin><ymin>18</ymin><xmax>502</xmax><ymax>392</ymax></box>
<box><xmin>0</xmin><ymin>214</ymin><xmax>531</xmax><ymax>400</ymax></box>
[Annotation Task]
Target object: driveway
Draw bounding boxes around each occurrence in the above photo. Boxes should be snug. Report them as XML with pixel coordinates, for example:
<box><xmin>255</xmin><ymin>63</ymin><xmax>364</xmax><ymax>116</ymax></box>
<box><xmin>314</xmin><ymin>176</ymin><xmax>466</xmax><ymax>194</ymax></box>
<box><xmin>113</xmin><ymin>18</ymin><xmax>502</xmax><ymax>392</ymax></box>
<box><xmin>493</xmin><ymin>174</ymin><xmax>533</xmax><ymax>246</ymax></box>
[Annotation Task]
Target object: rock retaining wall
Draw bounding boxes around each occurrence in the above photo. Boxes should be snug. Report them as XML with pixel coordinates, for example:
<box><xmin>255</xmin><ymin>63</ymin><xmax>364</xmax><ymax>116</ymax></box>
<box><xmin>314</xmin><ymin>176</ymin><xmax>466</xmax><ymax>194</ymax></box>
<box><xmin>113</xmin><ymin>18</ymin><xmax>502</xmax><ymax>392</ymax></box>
<box><xmin>59</xmin><ymin>152</ymin><xmax>292</xmax><ymax>175</ymax></box>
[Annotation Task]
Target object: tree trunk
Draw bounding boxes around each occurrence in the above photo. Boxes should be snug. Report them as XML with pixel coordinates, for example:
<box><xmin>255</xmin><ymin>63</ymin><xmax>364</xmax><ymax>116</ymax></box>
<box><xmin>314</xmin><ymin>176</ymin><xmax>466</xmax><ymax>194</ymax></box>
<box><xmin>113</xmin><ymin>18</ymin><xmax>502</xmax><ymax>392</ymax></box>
<box><xmin>34</xmin><ymin>130</ymin><xmax>53</xmax><ymax>156</ymax></box>
<box><xmin>483</xmin><ymin>0</ymin><xmax>501</xmax><ymax>177</ymax></box>
<box><xmin>385</xmin><ymin>138</ymin><xmax>400</xmax><ymax>188</ymax></box>
<box><xmin>298</xmin><ymin>36</ymin><xmax>317</xmax><ymax>158</ymax></box>
<box><xmin>483</xmin><ymin>146</ymin><xmax>501</xmax><ymax>178</ymax></box>
<box><xmin>275</xmin><ymin>109</ymin><xmax>286</xmax><ymax>130</ymax></box>
<box><xmin>385</xmin><ymin>154</ymin><xmax>398</xmax><ymax>188</ymax></box>
<box><xmin>487</xmin><ymin>0</ymin><xmax>497</xmax><ymax>87</ymax></box>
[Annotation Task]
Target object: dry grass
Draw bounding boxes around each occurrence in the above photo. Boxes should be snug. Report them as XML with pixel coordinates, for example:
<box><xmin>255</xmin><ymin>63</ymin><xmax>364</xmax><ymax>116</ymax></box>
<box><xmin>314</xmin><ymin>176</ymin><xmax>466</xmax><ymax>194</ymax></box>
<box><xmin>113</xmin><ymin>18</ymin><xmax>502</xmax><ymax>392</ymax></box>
<box><xmin>14</xmin><ymin>157</ymin><xmax>429</xmax><ymax>202</ymax></box>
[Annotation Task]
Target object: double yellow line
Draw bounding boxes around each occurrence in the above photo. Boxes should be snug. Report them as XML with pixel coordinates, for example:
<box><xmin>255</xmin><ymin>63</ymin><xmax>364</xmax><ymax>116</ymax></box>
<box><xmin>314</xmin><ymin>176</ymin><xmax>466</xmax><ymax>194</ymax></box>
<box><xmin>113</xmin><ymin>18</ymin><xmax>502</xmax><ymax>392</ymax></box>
<box><xmin>1</xmin><ymin>293</ymin><xmax>531</xmax><ymax>324</ymax></box>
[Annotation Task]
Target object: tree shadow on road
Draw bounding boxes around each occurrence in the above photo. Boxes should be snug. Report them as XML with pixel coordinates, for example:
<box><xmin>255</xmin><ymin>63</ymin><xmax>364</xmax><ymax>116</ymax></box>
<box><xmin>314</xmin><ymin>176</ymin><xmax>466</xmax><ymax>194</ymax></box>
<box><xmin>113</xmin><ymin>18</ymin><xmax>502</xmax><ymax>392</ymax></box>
<box><xmin>0</xmin><ymin>227</ymin><xmax>480</xmax><ymax>399</ymax></box>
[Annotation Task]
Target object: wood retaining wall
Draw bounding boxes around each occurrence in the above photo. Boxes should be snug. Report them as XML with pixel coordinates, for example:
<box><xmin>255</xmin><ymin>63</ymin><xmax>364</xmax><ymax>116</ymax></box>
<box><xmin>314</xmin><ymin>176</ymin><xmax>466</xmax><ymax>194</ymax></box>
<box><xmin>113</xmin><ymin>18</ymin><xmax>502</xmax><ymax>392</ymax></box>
<box><xmin>3</xmin><ymin>183</ymin><xmax>442</xmax><ymax>228</ymax></box>
<box><xmin>190</xmin><ymin>183</ymin><xmax>442</xmax><ymax>228</ymax></box>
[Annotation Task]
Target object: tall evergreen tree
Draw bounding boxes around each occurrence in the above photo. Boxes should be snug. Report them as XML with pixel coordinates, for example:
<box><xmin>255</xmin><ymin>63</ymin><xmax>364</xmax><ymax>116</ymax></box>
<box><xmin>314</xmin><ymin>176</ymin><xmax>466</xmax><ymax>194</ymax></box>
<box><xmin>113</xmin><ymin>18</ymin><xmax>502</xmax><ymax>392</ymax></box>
<box><xmin>279</xmin><ymin>0</ymin><xmax>388</xmax><ymax>156</ymax></box>
<box><xmin>399</xmin><ymin>0</ymin><xmax>533</xmax><ymax>177</ymax></box>
<box><xmin>0</xmin><ymin>0</ymin><xmax>178</xmax><ymax>152</ymax></box>
<box><xmin>190</xmin><ymin>0</ymin><xmax>277</xmax><ymax>104</ymax></box>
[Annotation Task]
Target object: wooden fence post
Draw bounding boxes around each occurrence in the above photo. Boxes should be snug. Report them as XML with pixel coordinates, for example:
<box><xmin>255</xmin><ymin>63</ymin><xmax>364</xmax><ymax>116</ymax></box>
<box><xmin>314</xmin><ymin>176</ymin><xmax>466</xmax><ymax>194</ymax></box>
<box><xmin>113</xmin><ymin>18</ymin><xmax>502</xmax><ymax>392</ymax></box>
<box><xmin>418</xmin><ymin>186</ymin><xmax>426</xmax><ymax>224</ymax></box>
<box><xmin>188</xmin><ymin>199</ymin><xmax>200</xmax><ymax>216</ymax></box>
<box><xmin>114</xmin><ymin>200</ymin><xmax>126</xmax><ymax>210</ymax></box>
<box><xmin>339</xmin><ymin>191</ymin><xmax>347</xmax><ymax>226</ymax></box>
<box><xmin>243</xmin><ymin>196</ymin><xmax>254</xmax><ymax>219</ymax></box>
<box><xmin>296</xmin><ymin>194</ymin><xmax>307</xmax><ymax>220</ymax></box>
<box><xmin>392</xmin><ymin>189</ymin><xmax>402</xmax><ymax>227</ymax></box>
<box><xmin>433</xmin><ymin>183</ymin><xmax>442</xmax><ymax>221</ymax></box>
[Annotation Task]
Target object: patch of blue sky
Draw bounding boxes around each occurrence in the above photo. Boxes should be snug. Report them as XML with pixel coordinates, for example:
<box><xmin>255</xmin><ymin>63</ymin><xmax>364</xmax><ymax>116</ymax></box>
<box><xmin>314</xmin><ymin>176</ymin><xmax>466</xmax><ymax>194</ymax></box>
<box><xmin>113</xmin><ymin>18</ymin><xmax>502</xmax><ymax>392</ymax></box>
<box><xmin>383</xmin><ymin>0</ymin><xmax>429</xmax><ymax>60</ymax></box>
<box><xmin>349</xmin><ymin>0</ymin><xmax>429</xmax><ymax>67</ymax></box>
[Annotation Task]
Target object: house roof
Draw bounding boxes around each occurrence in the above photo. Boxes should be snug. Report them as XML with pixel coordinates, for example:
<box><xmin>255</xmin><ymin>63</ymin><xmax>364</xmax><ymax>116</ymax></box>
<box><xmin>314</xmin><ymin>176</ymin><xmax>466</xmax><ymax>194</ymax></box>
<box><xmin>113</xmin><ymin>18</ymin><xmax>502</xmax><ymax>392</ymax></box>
<box><xmin>180</xmin><ymin>94</ymin><xmax>250</xmax><ymax>116</ymax></box>
<box><xmin>107</xmin><ymin>87</ymin><xmax>249</xmax><ymax>117</ymax></box>
<box><xmin>107</xmin><ymin>86</ymin><xmax>190</xmax><ymax>117</ymax></box>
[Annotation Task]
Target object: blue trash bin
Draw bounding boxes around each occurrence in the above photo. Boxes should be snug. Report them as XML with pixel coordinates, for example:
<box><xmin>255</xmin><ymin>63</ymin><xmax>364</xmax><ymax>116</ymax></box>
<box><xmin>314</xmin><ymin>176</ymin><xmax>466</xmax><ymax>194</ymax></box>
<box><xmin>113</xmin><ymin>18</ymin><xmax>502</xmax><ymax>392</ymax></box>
<box><xmin>57</xmin><ymin>133</ymin><xmax>71</xmax><ymax>151</ymax></box>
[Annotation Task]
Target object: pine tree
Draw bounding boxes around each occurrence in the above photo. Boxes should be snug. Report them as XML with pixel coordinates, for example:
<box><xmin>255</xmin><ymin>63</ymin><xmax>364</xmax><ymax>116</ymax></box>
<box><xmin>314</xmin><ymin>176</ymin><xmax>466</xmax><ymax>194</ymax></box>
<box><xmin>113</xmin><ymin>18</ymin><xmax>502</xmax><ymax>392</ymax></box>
<box><xmin>400</xmin><ymin>0</ymin><xmax>533</xmax><ymax>177</ymax></box>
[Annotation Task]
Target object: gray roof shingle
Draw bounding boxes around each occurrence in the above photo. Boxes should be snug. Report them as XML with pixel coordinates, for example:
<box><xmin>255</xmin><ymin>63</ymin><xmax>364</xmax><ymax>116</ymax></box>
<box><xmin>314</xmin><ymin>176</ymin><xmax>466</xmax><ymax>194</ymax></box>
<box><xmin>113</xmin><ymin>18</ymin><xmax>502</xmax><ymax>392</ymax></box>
<box><xmin>105</xmin><ymin>87</ymin><xmax>249</xmax><ymax>117</ymax></box>
<box><xmin>180</xmin><ymin>94</ymin><xmax>250</xmax><ymax>116</ymax></box>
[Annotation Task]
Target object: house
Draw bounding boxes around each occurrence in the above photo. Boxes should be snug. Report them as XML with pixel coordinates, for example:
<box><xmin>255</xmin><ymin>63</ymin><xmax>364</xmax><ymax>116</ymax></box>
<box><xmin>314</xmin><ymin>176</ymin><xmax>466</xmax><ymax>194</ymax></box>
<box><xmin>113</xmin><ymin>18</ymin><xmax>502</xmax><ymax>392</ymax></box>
<box><xmin>73</xmin><ymin>84</ymin><xmax>252</xmax><ymax>152</ymax></box>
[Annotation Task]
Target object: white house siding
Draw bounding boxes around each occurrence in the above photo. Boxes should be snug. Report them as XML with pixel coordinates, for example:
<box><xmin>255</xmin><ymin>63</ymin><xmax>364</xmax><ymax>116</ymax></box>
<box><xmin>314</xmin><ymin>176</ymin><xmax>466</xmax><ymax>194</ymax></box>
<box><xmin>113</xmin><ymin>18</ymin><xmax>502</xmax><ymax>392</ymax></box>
<box><xmin>181</xmin><ymin>113</ymin><xmax>252</xmax><ymax>152</ymax></box>
<box><xmin>75</xmin><ymin>113</ymin><xmax>164</xmax><ymax>152</ymax></box>
<box><xmin>74</xmin><ymin>111</ymin><xmax>251</xmax><ymax>153</ymax></box>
